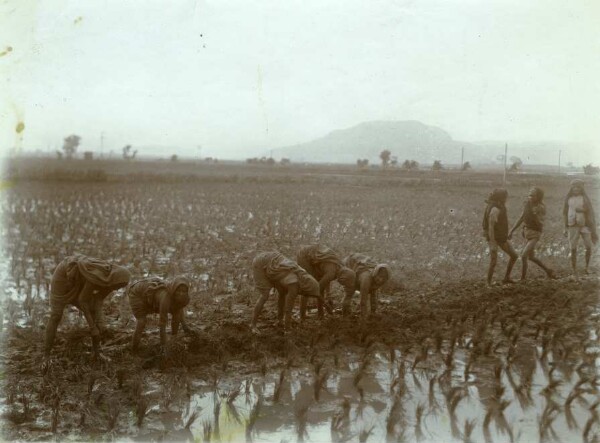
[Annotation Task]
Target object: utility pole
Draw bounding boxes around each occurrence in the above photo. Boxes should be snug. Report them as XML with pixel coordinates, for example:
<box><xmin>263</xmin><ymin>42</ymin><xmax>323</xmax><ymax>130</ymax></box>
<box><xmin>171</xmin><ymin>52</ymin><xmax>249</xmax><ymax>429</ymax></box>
<box><xmin>100</xmin><ymin>131</ymin><xmax>105</xmax><ymax>158</ymax></box>
<box><xmin>558</xmin><ymin>150</ymin><xmax>561</xmax><ymax>174</ymax></box>
<box><xmin>503</xmin><ymin>143</ymin><xmax>508</xmax><ymax>186</ymax></box>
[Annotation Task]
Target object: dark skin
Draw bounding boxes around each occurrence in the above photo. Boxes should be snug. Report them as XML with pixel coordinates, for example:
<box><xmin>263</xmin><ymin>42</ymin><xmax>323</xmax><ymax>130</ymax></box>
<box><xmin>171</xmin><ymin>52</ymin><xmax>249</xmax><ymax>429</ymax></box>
<box><xmin>508</xmin><ymin>189</ymin><xmax>554</xmax><ymax>280</ymax></box>
<box><xmin>487</xmin><ymin>194</ymin><xmax>518</xmax><ymax>285</ymax></box>
<box><xmin>251</xmin><ymin>280</ymin><xmax>322</xmax><ymax>333</ymax></box>
<box><xmin>44</xmin><ymin>281</ymin><xmax>126</xmax><ymax>359</ymax></box>
<box><xmin>131</xmin><ymin>285</ymin><xmax>192</xmax><ymax>353</ymax></box>
<box><xmin>563</xmin><ymin>185</ymin><xmax>593</xmax><ymax>275</ymax></box>
<box><xmin>357</xmin><ymin>268</ymin><xmax>388</xmax><ymax>321</ymax></box>
<box><xmin>299</xmin><ymin>262</ymin><xmax>336</xmax><ymax>320</ymax></box>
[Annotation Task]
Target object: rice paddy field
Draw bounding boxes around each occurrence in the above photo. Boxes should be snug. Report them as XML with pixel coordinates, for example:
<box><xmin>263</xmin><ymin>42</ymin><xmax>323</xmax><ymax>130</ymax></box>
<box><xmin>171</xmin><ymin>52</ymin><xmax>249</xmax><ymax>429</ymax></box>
<box><xmin>0</xmin><ymin>160</ymin><xmax>599</xmax><ymax>442</ymax></box>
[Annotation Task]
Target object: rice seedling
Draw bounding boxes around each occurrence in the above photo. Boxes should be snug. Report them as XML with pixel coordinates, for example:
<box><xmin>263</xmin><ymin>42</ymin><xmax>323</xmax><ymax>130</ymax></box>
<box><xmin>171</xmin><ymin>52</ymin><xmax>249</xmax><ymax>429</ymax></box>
<box><xmin>203</xmin><ymin>420</ymin><xmax>213</xmax><ymax>442</ymax></box>
<box><xmin>314</xmin><ymin>369</ymin><xmax>329</xmax><ymax>402</ymax></box>
<box><xmin>411</xmin><ymin>343</ymin><xmax>429</xmax><ymax>372</ymax></box>
<box><xmin>462</xmin><ymin>419</ymin><xmax>476</xmax><ymax>443</ymax></box>
<box><xmin>273</xmin><ymin>369</ymin><xmax>286</xmax><ymax>403</ymax></box>
<box><xmin>185</xmin><ymin>410</ymin><xmax>199</xmax><ymax>430</ymax></box>
<box><xmin>358</xmin><ymin>425</ymin><xmax>375</xmax><ymax>442</ymax></box>
<box><xmin>428</xmin><ymin>374</ymin><xmax>438</xmax><ymax>411</ymax></box>
<box><xmin>51</xmin><ymin>389</ymin><xmax>61</xmax><ymax>434</ymax></box>
<box><xmin>414</xmin><ymin>402</ymin><xmax>426</xmax><ymax>441</ymax></box>
<box><xmin>245</xmin><ymin>398</ymin><xmax>261</xmax><ymax>443</ymax></box>
<box><xmin>386</xmin><ymin>394</ymin><xmax>406</xmax><ymax>441</ymax></box>
<box><xmin>294</xmin><ymin>405</ymin><xmax>309</xmax><ymax>443</ymax></box>
<box><xmin>136</xmin><ymin>395</ymin><xmax>150</xmax><ymax>428</ymax></box>
<box><xmin>106</xmin><ymin>398</ymin><xmax>120</xmax><ymax>432</ymax></box>
<box><xmin>213</xmin><ymin>397</ymin><xmax>222</xmax><ymax>440</ymax></box>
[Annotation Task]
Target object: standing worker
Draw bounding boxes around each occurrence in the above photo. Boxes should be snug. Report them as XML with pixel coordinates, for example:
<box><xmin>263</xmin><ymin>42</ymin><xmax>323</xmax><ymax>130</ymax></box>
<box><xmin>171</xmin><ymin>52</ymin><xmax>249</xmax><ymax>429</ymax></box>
<box><xmin>482</xmin><ymin>188</ymin><xmax>518</xmax><ymax>285</ymax></box>
<box><xmin>563</xmin><ymin>179</ymin><xmax>597</xmax><ymax>277</ymax></box>
<box><xmin>508</xmin><ymin>187</ymin><xmax>555</xmax><ymax>280</ymax></box>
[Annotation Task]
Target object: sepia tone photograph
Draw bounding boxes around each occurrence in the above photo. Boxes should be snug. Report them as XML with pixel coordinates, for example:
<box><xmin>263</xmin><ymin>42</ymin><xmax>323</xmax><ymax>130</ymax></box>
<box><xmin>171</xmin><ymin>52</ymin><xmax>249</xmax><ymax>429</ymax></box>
<box><xmin>1</xmin><ymin>1</ymin><xmax>599</xmax><ymax>442</ymax></box>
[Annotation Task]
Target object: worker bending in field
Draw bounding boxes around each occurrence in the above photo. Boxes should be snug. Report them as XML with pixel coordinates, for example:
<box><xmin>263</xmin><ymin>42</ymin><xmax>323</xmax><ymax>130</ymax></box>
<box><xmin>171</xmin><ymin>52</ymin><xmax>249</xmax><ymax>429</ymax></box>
<box><xmin>127</xmin><ymin>276</ymin><xmax>194</xmax><ymax>353</ymax></box>
<box><xmin>482</xmin><ymin>188</ymin><xmax>518</xmax><ymax>285</ymax></box>
<box><xmin>296</xmin><ymin>244</ymin><xmax>356</xmax><ymax>317</ymax></box>
<box><xmin>563</xmin><ymin>179</ymin><xmax>597</xmax><ymax>277</ymax></box>
<box><xmin>250</xmin><ymin>251</ymin><xmax>321</xmax><ymax>333</ymax></box>
<box><xmin>508</xmin><ymin>187</ymin><xmax>555</xmax><ymax>281</ymax></box>
<box><xmin>45</xmin><ymin>255</ymin><xmax>131</xmax><ymax>360</ymax></box>
<box><xmin>342</xmin><ymin>253</ymin><xmax>391</xmax><ymax>320</ymax></box>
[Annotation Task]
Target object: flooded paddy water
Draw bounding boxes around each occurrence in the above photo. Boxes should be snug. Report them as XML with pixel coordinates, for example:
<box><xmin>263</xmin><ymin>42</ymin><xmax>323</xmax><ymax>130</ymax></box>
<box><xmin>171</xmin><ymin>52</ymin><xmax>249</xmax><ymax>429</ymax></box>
<box><xmin>1</xmin><ymin>179</ymin><xmax>599</xmax><ymax>442</ymax></box>
<box><xmin>1</xmin><ymin>275</ymin><xmax>599</xmax><ymax>442</ymax></box>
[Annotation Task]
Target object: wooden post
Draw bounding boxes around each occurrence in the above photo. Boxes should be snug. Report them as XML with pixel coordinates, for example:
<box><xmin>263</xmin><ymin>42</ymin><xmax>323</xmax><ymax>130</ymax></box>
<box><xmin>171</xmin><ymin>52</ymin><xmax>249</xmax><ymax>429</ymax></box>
<box><xmin>558</xmin><ymin>150</ymin><xmax>561</xmax><ymax>174</ymax></box>
<box><xmin>503</xmin><ymin>143</ymin><xmax>508</xmax><ymax>186</ymax></box>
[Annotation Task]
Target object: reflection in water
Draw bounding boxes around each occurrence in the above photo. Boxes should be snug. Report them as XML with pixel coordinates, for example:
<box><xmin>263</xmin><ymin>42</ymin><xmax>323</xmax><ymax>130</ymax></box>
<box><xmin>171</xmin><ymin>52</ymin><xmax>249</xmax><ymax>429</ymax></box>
<box><xmin>153</xmin><ymin>344</ymin><xmax>597</xmax><ymax>443</ymax></box>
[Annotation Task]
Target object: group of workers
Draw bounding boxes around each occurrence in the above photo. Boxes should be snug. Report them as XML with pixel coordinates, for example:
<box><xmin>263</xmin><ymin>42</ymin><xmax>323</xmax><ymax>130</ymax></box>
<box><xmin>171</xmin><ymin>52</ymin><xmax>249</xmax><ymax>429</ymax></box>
<box><xmin>42</xmin><ymin>179</ymin><xmax>595</xmax><ymax>363</ymax></box>
<box><xmin>43</xmin><ymin>246</ymin><xmax>390</xmax><ymax>361</ymax></box>
<box><xmin>484</xmin><ymin>179</ymin><xmax>596</xmax><ymax>285</ymax></box>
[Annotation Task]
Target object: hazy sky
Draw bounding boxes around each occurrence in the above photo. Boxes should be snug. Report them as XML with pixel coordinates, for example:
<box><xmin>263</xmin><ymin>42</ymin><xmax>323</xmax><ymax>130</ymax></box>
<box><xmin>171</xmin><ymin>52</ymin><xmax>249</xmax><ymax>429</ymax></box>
<box><xmin>1</xmin><ymin>0</ymin><xmax>599</xmax><ymax>160</ymax></box>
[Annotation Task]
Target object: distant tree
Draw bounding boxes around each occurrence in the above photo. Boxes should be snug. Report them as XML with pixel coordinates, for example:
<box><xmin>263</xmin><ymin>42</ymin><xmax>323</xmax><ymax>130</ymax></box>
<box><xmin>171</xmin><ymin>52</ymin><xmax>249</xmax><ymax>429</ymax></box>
<box><xmin>280</xmin><ymin>158</ymin><xmax>291</xmax><ymax>165</ymax></box>
<box><xmin>461</xmin><ymin>161</ymin><xmax>471</xmax><ymax>171</ymax></box>
<box><xmin>432</xmin><ymin>160</ymin><xmax>444</xmax><ymax>171</ymax></box>
<box><xmin>583</xmin><ymin>164</ymin><xmax>600</xmax><ymax>175</ymax></box>
<box><xmin>508</xmin><ymin>162</ymin><xmax>520</xmax><ymax>172</ymax></box>
<box><xmin>509</xmin><ymin>156</ymin><xmax>523</xmax><ymax>168</ymax></box>
<box><xmin>170</xmin><ymin>154</ymin><xmax>178</xmax><ymax>162</ymax></box>
<box><xmin>402</xmin><ymin>159</ymin><xmax>419</xmax><ymax>170</ymax></box>
<box><xmin>391</xmin><ymin>156</ymin><xmax>398</xmax><ymax>167</ymax></box>
<box><xmin>356</xmin><ymin>159</ymin><xmax>369</xmax><ymax>169</ymax></box>
<box><xmin>380</xmin><ymin>150</ymin><xmax>391</xmax><ymax>168</ymax></box>
<box><xmin>83</xmin><ymin>151</ymin><xmax>93</xmax><ymax>161</ymax></box>
<box><xmin>246</xmin><ymin>158</ymin><xmax>259</xmax><ymax>164</ymax></box>
<box><xmin>266</xmin><ymin>157</ymin><xmax>275</xmax><ymax>166</ymax></box>
<box><xmin>62</xmin><ymin>134</ymin><xmax>81</xmax><ymax>159</ymax></box>
<box><xmin>55</xmin><ymin>150</ymin><xmax>63</xmax><ymax>160</ymax></box>
<box><xmin>122</xmin><ymin>145</ymin><xmax>137</xmax><ymax>160</ymax></box>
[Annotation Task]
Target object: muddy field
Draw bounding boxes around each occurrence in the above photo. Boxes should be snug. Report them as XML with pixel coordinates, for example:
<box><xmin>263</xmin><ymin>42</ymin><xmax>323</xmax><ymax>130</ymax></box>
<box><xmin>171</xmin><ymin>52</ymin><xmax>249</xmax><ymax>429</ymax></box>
<box><xmin>1</xmin><ymin>172</ymin><xmax>599</xmax><ymax>442</ymax></box>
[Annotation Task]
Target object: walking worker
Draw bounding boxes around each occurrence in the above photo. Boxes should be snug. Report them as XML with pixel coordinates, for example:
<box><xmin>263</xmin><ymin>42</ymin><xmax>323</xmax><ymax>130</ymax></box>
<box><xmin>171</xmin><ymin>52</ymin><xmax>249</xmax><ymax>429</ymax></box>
<box><xmin>250</xmin><ymin>251</ymin><xmax>321</xmax><ymax>333</ymax></box>
<box><xmin>44</xmin><ymin>255</ymin><xmax>131</xmax><ymax>360</ymax></box>
<box><xmin>508</xmin><ymin>187</ymin><xmax>555</xmax><ymax>280</ymax></box>
<box><xmin>482</xmin><ymin>188</ymin><xmax>518</xmax><ymax>285</ymax></box>
<box><xmin>563</xmin><ymin>179</ymin><xmax>597</xmax><ymax>277</ymax></box>
<box><xmin>127</xmin><ymin>276</ymin><xmax>193</xmax><ymax>353</ymax></box>
<box><xmin>296</xmin><ymin>244</ymin><xmax>356</xmax><ymax>316</ymax></box>
<box><xmin>342</xmin><ymin>252</ymin><xmax>391</xmax><ymax>320</ymax></box>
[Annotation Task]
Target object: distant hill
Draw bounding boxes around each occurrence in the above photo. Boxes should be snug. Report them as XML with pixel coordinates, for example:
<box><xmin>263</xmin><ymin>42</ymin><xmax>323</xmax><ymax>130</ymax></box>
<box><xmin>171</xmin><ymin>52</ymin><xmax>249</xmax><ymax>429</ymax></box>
<box><xmin>273</xmin><ymin>120</ymin><xmax>480</xmax><ymax>164</ymax></box>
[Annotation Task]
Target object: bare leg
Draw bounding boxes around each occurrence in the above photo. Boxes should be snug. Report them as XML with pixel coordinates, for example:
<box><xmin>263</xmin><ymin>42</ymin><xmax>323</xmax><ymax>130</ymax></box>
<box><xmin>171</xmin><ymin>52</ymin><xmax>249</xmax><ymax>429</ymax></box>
<box><xmin>342</xmin><ymin>290</ymin><xmax>354</xmax><ymax>317</ymax></box>
<box><xmin>585</xmin><ymin>248</ymin><xmax>592</xmax><ymax>273</ymax></box>
<box><xmin>570</xmin><ymin>249</ymin><xmax>578</xmax><ymax>277</ymax></box>
<box><xmin>44</xmin><ymin>306</ymin><xmax>64</xmax><ymax>357</ymax></box>
<box><xmin>277</xmin><ymin>291</ymin><xmax>286</xmax><ymax>326</ymax></box>
<box><xmin>369</xmin><ymin>291</ymin><xmax>377</xmax><ymax>314</ymax></box>
<box><xmin>251</xmin><ymin>291</ymin><xmax>271</xmax><ymax>329</ymax></box>
<box><xmin>500</xmin><ymin>242</ymin><xmax>518</xmax><ymax>283</ymax></box>
<box><xmin>299</xmin><ymin>296</ymin><xmax>307</xmax><ymax>322</ymax></box>
<box><xmin>284</xmin><ymin>291</ymin><xmax>298</xmax><ymax>330</ymax></box>
<box><xmin>171</xmin><ymin>310</ymin><xmax>182</xmax><ymax>336</ymax></box>
<box><xmin>487</xmin><ymin>250</ymin><xmax>498</xmax><ymax>285</ymax></box>
<box><xmin>132</xmin><ymin>317</ymin><xmax>147</xmax><ymax>352</ymax></box>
